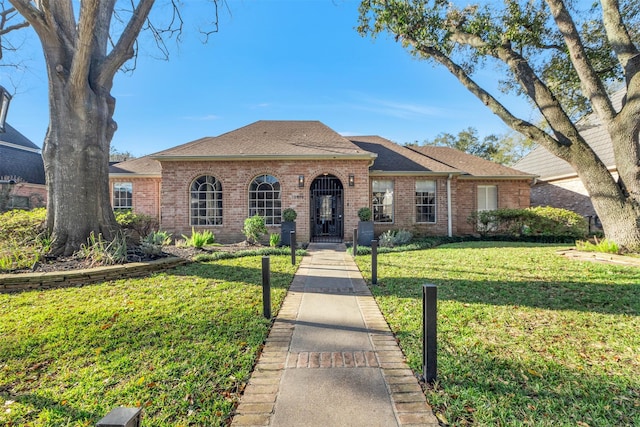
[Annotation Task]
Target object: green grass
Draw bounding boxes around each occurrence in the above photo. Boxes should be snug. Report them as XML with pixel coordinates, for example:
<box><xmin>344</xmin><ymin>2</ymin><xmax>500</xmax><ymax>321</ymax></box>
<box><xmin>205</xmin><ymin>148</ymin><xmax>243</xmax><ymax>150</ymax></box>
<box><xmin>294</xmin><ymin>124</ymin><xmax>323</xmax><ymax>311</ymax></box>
<box><xmin>355</xmin><ymin>241</ymin><xmax>640</xmax><ymax>427</ymax></box>
<box><xmin>0</xmin><ymin>255</ymin><xmax>299</xmax><ymax>426</ymax></box>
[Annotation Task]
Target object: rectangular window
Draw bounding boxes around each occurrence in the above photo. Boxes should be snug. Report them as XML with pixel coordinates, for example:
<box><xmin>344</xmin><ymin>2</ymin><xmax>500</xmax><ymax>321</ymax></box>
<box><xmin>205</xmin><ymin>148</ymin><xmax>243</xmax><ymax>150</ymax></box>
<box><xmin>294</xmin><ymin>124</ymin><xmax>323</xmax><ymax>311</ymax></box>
<box><xmin>416</xmin><ymin>180</ymin><xmax>436</xmax><ymax>223</ymax></box>
<box><xmin>372</xmin><ymin>180</ymin><xmax>394</xmax><ymax>223</ymax></box>
<box><xmin>477</xmin><ymin>185</ymin><xmax>498</xmax><ymax>211</ymax></box>
<box><xmin>113</xmin><ymin>182</ymin><xmax>133</xmax><ymax>210</ymax></box>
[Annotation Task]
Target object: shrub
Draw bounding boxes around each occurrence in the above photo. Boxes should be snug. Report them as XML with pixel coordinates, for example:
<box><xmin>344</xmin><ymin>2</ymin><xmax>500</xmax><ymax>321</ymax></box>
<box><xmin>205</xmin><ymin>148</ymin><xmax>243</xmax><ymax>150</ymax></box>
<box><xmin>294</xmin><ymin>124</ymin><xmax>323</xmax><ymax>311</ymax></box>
<box><xmin>0</xmin><ymin>208</ymin><xmax>46</xmax><ymax>242</ymax></box>
<box><xmin>576</xmin><ymin>237</ymin><xmax>620</xmax><ymax>254</ymax></box>
<box><xmin>358</xmin><ymin>207</ymin><xmax>372</xmax><ymax>222</ymax></box>
<box><xmin>269</xmin><ymin>233</ymin><xmax>281</xmax><ymax>247</ymax></box>
<box><xmin>468</xmin><ymin>207</ymin><xmax>588</xmax><ymax>239</ymax></box>
<box><xmin>243</xmin><ymin>215</ymin><xmax>268</xmax><ymax>244</ymax></box>
<box><xmin>182</xmin><ymin>228</ymin><xmax>215</xmax><ymax>249</ymax></box>
<box><xmin>78</xmin><ymin>231</ymin><xmax>128</xmax><ymax>266</ymax></box>
<box><xmin>282</xmin><ymin>208</ymin><xmax>297</xmax><ymax>222</ymax></box>
<box><xmin>115</xmin><ymin>210</ymin><xmax>159</xmax><ymax>238</ymax></box>
<box><xmin>379</xmin><ymin>229</ymin><xmax>414</xmax><ymax>247</ymax></box>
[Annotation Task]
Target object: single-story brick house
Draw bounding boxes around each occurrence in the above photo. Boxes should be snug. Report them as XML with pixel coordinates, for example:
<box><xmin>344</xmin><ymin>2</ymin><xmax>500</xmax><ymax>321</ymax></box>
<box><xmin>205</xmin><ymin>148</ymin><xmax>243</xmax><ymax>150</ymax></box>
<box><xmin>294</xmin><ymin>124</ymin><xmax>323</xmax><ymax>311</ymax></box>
<box><xmin>109</xmin><ymin>120</ymin><xmax>534</xmax><ymax>243</ymax></box>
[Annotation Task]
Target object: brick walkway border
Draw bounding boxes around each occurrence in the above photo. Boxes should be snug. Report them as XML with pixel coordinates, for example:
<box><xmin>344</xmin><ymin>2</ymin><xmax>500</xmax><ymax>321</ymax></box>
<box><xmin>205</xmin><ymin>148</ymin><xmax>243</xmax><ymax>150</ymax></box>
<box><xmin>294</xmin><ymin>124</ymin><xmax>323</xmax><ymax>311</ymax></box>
<box><xmin>231</xmin><ymin>250</ymin><xmax>439</xmax><ymax>426</ymax></box>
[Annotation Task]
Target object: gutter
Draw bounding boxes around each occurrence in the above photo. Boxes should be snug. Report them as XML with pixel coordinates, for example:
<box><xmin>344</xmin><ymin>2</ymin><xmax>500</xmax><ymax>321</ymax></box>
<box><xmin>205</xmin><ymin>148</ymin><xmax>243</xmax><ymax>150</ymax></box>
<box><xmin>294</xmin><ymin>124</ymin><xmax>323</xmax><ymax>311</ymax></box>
<box><xmin>151</xmin><ymin>153</ymin><xmax>378</xmax><ymax>162</ymax></box>
<box><xmin>447</xmin><ymin>174</ymin><xmax>453</xmax><ymax>237</ymax></box>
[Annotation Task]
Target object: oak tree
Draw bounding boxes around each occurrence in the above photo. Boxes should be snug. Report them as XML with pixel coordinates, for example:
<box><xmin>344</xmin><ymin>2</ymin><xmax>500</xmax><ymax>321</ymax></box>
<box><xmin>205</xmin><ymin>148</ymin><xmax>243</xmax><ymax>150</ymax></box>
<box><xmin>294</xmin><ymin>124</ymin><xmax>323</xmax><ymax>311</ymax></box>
<box><xmin>8</xmin><ymin>0</ymin><xmax>218</xmax><ymax>255</ymax></box>
<box><xmin>359</xmin><ymin>0</ymin><xmax>640</xmax><ymax>250</ymax></box>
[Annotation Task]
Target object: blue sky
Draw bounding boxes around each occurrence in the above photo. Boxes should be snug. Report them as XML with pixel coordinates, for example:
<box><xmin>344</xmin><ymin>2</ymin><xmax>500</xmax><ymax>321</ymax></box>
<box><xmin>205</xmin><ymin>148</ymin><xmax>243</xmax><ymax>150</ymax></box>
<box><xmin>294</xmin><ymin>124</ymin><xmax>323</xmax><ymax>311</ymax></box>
<box><xmin>3</xmin><ymin>0</ymin><xmax>538</xmax><ymax>157</ymax></box>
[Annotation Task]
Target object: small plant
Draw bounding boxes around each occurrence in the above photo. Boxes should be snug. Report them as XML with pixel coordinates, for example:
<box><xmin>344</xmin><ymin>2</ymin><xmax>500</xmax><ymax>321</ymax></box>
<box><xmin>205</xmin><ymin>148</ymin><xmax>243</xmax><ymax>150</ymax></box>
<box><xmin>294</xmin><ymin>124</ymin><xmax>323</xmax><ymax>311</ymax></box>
<box><xmin>576</xmin><ymin>237</ymin><xmax>620</xmax><ymax>254</ymax></box>
<box><xmin>243</xmin><ymin>215</ymin><xmax>268</xmax><ymax>244</ymax></box>
<box><xmin>182</xmin><ymin>228</ymin><xmax>215</xmax><ymax>249</ymax></box>
<box><xmin>269</xmin><ymin>233</ymin><xmax>281</xmax><ymax>247</ymax></box>
<box><xmin>379</xmin><ymin>229</ymin><xmax>414</xmax><ymax>248</ymax></box>
<box><xmin>282</xmin><ymin>208</ymin><xmax>297</xmax><ymax>222</ymax></box>
<box><xmin>141</xmin><ymin>230</ymin><xmax>173</xmax><ymax>255</ymax></box>
<box><xmin>358</xmin><ymin>207</ymin><xmax>372</xmax><ymax>222</ymax></box>
<box><xmin>78</xmin><ymin>231</ymin><xmax>128</xmax><ymax>266</ymax></box>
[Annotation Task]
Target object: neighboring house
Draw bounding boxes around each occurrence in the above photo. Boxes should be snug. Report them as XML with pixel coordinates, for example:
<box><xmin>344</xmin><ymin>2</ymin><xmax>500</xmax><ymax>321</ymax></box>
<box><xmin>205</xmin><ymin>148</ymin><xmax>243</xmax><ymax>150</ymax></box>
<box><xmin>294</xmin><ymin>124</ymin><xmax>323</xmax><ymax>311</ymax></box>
<box><xmin>0</xmin><ymin>90</ymin><xmax>47</xmax><ymax>211</ymax></box>
<box><xmin>109</xmin><ymin>120</ymin><xmax>534</xmax><ymax>243</ymax></box>
<box><xmin>513</xmin><ymin>90</ymin><xmax>625</xmax><ymax>229</ymax></box>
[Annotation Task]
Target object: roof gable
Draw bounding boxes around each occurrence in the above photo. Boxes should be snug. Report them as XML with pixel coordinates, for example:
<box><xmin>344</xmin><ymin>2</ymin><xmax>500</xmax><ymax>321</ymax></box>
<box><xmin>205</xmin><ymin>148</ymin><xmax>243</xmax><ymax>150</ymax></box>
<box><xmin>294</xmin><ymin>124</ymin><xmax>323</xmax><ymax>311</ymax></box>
<box><xmin>152</xmin><ymin>120</ymin><xmax>375</xmax><ymax>160</ymax></box>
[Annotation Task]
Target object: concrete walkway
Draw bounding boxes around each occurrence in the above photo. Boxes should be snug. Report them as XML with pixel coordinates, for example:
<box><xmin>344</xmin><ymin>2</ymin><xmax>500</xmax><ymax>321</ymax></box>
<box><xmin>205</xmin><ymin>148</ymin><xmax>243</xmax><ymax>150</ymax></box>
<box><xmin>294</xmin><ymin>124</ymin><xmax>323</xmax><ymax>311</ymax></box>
<box><xmin>231</xmin><ymin>243</ymin><xmax>439</xmax><ymax>427</ymax></box>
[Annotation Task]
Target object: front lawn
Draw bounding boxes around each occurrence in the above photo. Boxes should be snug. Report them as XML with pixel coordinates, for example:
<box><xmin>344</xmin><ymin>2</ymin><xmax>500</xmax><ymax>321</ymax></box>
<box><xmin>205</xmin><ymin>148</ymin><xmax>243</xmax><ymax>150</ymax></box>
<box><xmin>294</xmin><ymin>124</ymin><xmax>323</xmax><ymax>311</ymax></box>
<box><xmin>0</xmin><ymin>255</ymin><xmax>298</xmax><ymax>426</ymax></box>
<box><xmin>355</xmin><ymin>241</ymin><xmax>640</xmax><ymax>426</ymax></box>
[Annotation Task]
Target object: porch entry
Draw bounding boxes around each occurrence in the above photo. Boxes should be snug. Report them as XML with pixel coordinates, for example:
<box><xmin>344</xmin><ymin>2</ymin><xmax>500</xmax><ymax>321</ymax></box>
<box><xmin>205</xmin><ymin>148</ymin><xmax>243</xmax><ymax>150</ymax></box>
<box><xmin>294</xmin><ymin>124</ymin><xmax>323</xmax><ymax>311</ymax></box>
<box><xmin>310</xmin><ymin>174</ymin><xmax>344</xmax><ymax>243</ymax></box>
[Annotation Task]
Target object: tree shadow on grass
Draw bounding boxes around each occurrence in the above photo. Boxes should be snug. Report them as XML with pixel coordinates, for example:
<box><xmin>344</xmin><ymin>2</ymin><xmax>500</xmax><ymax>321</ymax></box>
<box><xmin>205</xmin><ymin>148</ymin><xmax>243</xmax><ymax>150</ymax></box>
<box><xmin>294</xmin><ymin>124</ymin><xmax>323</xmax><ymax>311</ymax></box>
<box><xmin>169</xmin><ymin>257</ymin><xmax>296</xmax><ymax>290</ymax></box>
<box><xmin>411</xmin><ymin>341</ymin><xmax>639</xmax><ymax>426</ymax></box>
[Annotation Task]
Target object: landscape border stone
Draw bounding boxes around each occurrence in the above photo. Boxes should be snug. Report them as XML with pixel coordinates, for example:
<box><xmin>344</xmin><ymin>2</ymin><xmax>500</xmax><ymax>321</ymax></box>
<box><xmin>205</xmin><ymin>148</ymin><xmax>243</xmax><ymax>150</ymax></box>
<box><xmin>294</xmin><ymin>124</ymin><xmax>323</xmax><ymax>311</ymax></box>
<box><xmin>0</xmin><ymin>257</ymin><xmax>188</xmax><ymax>293</ymax></box>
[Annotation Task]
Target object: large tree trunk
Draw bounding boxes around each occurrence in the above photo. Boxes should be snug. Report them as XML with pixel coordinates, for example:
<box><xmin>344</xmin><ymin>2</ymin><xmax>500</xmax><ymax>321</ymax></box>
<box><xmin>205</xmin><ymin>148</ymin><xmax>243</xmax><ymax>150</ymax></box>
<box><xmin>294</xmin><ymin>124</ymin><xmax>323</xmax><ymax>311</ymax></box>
<box><xmin>44</xmin><ymin>75</ymin><xmax>118</xmax><ymax>256</ymax></box>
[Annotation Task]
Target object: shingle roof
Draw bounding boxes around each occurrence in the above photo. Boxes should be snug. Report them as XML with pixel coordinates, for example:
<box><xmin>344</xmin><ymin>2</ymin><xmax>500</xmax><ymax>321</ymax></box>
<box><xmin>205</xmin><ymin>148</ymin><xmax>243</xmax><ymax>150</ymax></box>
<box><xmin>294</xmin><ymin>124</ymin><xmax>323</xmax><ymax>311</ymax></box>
<box><xmin>109</xmin><ymin>156</ymin><xmax>161</xmax><ymax>176</ymax></box>
<box><xmin>0</xmin><ymin>123</ymin><xmax>40</xmax><ymax>150</ymax></box>
<box><xmin>0</xmin><ymin>144</ymin><xmax>45</xmax><ymax>184</ymax></box>
<box><xmin>410</xmin><ymin>145</ymin><xmax>533</xmax><ymax>177</ymax></box>
<box><xmin>513</xmin><ymin>89</ymin><xmax>624</xmax><ymax>180</ymax></box>
<box><xmin>0</xmin><ymin>122</ymin><xmax>45</xmax><ymax>185</ymax></box>
<box><xmin>349</xmin><ymin>136</ymin><xmax>458</xmax><ymax>174</ymax></box>
<box><xmin>152</xmin><ymin>120</ymin><xmax>376</xmax><ymax>160</ymax></box>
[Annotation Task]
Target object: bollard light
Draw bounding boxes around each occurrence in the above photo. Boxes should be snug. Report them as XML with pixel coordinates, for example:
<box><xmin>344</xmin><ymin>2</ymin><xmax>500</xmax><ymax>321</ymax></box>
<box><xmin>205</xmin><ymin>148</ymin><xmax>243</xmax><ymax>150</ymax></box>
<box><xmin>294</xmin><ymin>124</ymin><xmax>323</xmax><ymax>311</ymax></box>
<box><xmin>262</xmin><ymin>256</ymin><xmax>272</xmax><ymax>319</ymax></box>
<box><xmin>371</xmin><ymin>240</ymin><xmax>378</xmax><ymax>285</ymax></box>
<box><xmin>422</xmin><ymin>284</ymin><xmax>437</xmax><ymax>383</ymax></box>
<box><xmin>96</xmin><ymin>407</ymin><xmax>142</xmax><ymax>427</ymax></box>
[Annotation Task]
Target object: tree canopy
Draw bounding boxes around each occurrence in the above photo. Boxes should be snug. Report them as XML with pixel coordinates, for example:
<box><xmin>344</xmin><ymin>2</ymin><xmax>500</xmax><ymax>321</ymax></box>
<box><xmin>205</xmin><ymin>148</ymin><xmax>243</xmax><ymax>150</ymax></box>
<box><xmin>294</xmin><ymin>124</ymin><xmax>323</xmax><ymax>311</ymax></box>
<box><xmin>359</xmin><ymin>0</ymin><xmax>640</xmax><ymax>250</ymax></box>
<box><xmin>415</xmin><ymin>127</ymin><xmax>534</xmax><ymax>165</ymax></box>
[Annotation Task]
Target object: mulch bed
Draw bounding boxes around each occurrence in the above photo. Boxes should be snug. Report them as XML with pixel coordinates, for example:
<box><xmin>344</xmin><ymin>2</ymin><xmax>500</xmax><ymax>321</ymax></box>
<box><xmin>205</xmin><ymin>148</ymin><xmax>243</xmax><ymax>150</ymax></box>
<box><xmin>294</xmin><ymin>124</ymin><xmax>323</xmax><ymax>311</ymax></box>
<box><xmin>13</xmin><ymin>241</ymin><xmax>264</xmax><ymax>274</ymax></box>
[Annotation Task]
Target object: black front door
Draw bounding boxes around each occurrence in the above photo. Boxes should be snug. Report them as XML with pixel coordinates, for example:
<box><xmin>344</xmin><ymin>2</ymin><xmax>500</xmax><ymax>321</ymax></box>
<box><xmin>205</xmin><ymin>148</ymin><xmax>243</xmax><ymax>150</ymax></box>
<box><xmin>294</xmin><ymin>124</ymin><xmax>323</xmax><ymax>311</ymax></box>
<box><xmin>310</xmin><ymin>175</ymin><xmax>344</xmax><ymax>242</ymax></box>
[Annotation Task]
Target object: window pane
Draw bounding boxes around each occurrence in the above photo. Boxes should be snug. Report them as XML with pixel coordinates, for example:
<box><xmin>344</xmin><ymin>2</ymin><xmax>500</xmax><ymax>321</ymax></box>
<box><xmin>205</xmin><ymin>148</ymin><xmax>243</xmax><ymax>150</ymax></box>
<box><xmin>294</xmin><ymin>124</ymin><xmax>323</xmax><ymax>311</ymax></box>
<box><xmin>190</xmin><ymin>176</ymin><xmax>223</xmax><ymax>226</ymax></box>
<box><xmin>248</xmin><ymin>174</ymin><xmax>281</xmax><ymax>225</ymax></box>
<box><xmin>372</xmin><ymin>180</ymin><xmax>394</xmax><ymax>223</ymax></box>
<box><xmin>113</xmin><ymin>182</ymin><xmax>133</xmax><ymax>210</ymax></box>
<box><xmin>415</xmin><ymin>180</ymin><xmax>436</xmax><ymax>223</ymax></box>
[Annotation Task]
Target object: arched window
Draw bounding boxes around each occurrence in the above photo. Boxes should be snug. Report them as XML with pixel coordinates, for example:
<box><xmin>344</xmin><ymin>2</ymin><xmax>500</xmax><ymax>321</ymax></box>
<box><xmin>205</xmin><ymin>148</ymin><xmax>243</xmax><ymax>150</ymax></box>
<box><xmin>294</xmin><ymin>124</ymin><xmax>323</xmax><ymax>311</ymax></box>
<box><xmin>249</xmin><ymin>174</ymin><xmax>281</xmax><ymax>225</ymax></box>
<box><xmin>190</xmin><ymin>175</ymin><xmax>223</xmax><ymax>225</ymax></box>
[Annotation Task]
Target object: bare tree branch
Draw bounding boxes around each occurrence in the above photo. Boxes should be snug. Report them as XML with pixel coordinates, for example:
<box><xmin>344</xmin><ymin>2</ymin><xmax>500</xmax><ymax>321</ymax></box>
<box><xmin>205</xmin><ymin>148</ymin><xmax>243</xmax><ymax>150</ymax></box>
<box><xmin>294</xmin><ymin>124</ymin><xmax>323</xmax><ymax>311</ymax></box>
<box><xmin>97</xmin><ymin>0</ymin><xmax>155</xmax><ymax>88</ymax></box>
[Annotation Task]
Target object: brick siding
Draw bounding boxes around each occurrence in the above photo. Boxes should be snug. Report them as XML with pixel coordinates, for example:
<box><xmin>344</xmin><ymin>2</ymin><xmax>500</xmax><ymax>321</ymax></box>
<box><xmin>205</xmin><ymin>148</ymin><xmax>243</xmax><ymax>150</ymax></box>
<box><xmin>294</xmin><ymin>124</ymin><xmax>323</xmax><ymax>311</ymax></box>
<box><xmin>110</xmin><ymin>166</ymin><xmax>531</xmax><ymax>243</ymax></box>
<box><xmin>159</xmin><ymin>159</ymin><xmax>371</xmax><ymax>243</ymax></box>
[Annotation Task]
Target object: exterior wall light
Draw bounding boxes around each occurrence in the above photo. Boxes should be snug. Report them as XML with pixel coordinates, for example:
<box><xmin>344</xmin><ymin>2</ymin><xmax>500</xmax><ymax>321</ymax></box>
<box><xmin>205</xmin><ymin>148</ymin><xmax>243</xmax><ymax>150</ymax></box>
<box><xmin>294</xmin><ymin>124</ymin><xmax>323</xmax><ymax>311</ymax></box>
<box><xmin>348</xmin><ymin>174</ymin><xmax>355</xmax><ymax>187</ymax></box>
<box><xmin>298</xmin><ymin>175</ymin><xmax>305</xmax><ymax>188</ymax></box>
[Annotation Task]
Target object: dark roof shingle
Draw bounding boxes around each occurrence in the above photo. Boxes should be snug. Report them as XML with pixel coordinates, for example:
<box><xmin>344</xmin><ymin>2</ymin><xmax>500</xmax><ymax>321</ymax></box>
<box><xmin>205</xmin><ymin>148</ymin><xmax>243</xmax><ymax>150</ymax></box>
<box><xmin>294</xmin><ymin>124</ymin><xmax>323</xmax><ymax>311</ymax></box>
<box><xmin>152</xmin><ymin>120</ymin><xmax>375</xmax><ymax>160</ymax></box>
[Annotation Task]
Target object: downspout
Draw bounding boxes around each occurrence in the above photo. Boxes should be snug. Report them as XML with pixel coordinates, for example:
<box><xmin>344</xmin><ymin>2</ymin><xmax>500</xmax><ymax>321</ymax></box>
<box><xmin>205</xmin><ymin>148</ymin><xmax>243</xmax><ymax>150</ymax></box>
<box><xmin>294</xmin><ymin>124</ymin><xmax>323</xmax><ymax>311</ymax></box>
<box><xmin>447</xmin><ymin>174</ymin><xmax>453</xmax><ymax>237</ymax></box>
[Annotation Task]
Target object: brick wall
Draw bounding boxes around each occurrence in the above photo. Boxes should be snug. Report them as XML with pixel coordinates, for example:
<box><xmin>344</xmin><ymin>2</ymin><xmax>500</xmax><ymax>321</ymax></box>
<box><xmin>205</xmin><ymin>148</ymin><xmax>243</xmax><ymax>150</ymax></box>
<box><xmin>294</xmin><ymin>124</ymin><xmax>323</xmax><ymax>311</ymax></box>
<box><xmin>530</xmin><ymin>176</ymin><xmax>599</xmax><ymax>218</ymax></box>
<box><xmin>456</xmin><ymin>179</ymin><xmax>531</xmax><ymax>235</ymax></box>
<box><xmin>10</xmin><ymin>182</ymin><xmax>47</xmax><ymax>208</ymax></box>
<box><xmin>159</xmin><ymin>159</ymin><xmax>371</xmax><ymax>243</ymax></box>
<box><xmin>371</xmin><ymin>176</ymin><xmax>452</xmax><ymax>238</ymax></box>
<box><xmin>108</xmin><ymin>177</ymin><xmax>162</xmax><ymax>218</ymax></box>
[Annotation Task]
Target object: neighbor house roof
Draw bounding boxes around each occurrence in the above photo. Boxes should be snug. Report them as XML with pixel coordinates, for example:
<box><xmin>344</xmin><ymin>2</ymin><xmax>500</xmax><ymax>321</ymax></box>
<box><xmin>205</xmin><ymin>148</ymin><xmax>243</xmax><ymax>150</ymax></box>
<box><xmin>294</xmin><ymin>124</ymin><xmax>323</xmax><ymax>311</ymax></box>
<box><xmin>109</xmin><ymin>156</ymin><xmax>161</xmax><ymax>177</ymax></box>
<box><xmin>409</xmin><ymin>145</ymin><xmax>534</xmax><ymax>179</ymax></box>
<box><xmin>0</xmin><ymin>123</ymin><xmax>45</xmax><ymax>185</ymax></box>
<box><xmin>151</xmin><ymin>120</ymin><xmax>377</xmax><ymax>161</ymax></box>
<box><xmin>513</xmin><ymin>89</ymin><xmax>624</xmax><ymax>180</ymax></box>
<box><xmin>348</xmin><ymin>136</ymin><xmax>459</xmax><ymax>175</ymax></box>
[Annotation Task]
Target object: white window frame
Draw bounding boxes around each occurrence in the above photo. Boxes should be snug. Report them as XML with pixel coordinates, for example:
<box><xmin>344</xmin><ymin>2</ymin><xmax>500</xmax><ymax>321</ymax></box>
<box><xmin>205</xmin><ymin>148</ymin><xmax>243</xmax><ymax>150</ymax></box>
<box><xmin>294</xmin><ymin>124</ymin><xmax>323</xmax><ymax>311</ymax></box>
<box><xmin>249</xmin><ymin>174</ymin><xmax>282</xmax><ymax>225</ymax></box>
<box><xmin>113</xmin><ymin>182</ymin><xmax>133</xmax><ymax>210</ymax></box>
<box><xmin>415</xmin><ymin>180</ymin><xmax>437</xmax><ymax>223</ymax></box>
<box><xmin>372</xmin><ymin>179</ymin><xmax>394</xmax><ymax>223</ymax></box>
<box><xmin>190</xmin><ymin>175</ymin><xmax>223</xmax><ymax>226</ymax></box>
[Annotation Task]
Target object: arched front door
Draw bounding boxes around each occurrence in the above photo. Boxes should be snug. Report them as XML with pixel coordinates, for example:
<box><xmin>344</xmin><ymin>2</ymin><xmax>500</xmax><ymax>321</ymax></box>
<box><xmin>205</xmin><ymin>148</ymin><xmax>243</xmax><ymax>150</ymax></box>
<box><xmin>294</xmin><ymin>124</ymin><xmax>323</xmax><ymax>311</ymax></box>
<box><xmin>310</xmin><ymin>174</ymin><xmax>344</xmax><ymax>242</ymax></box>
